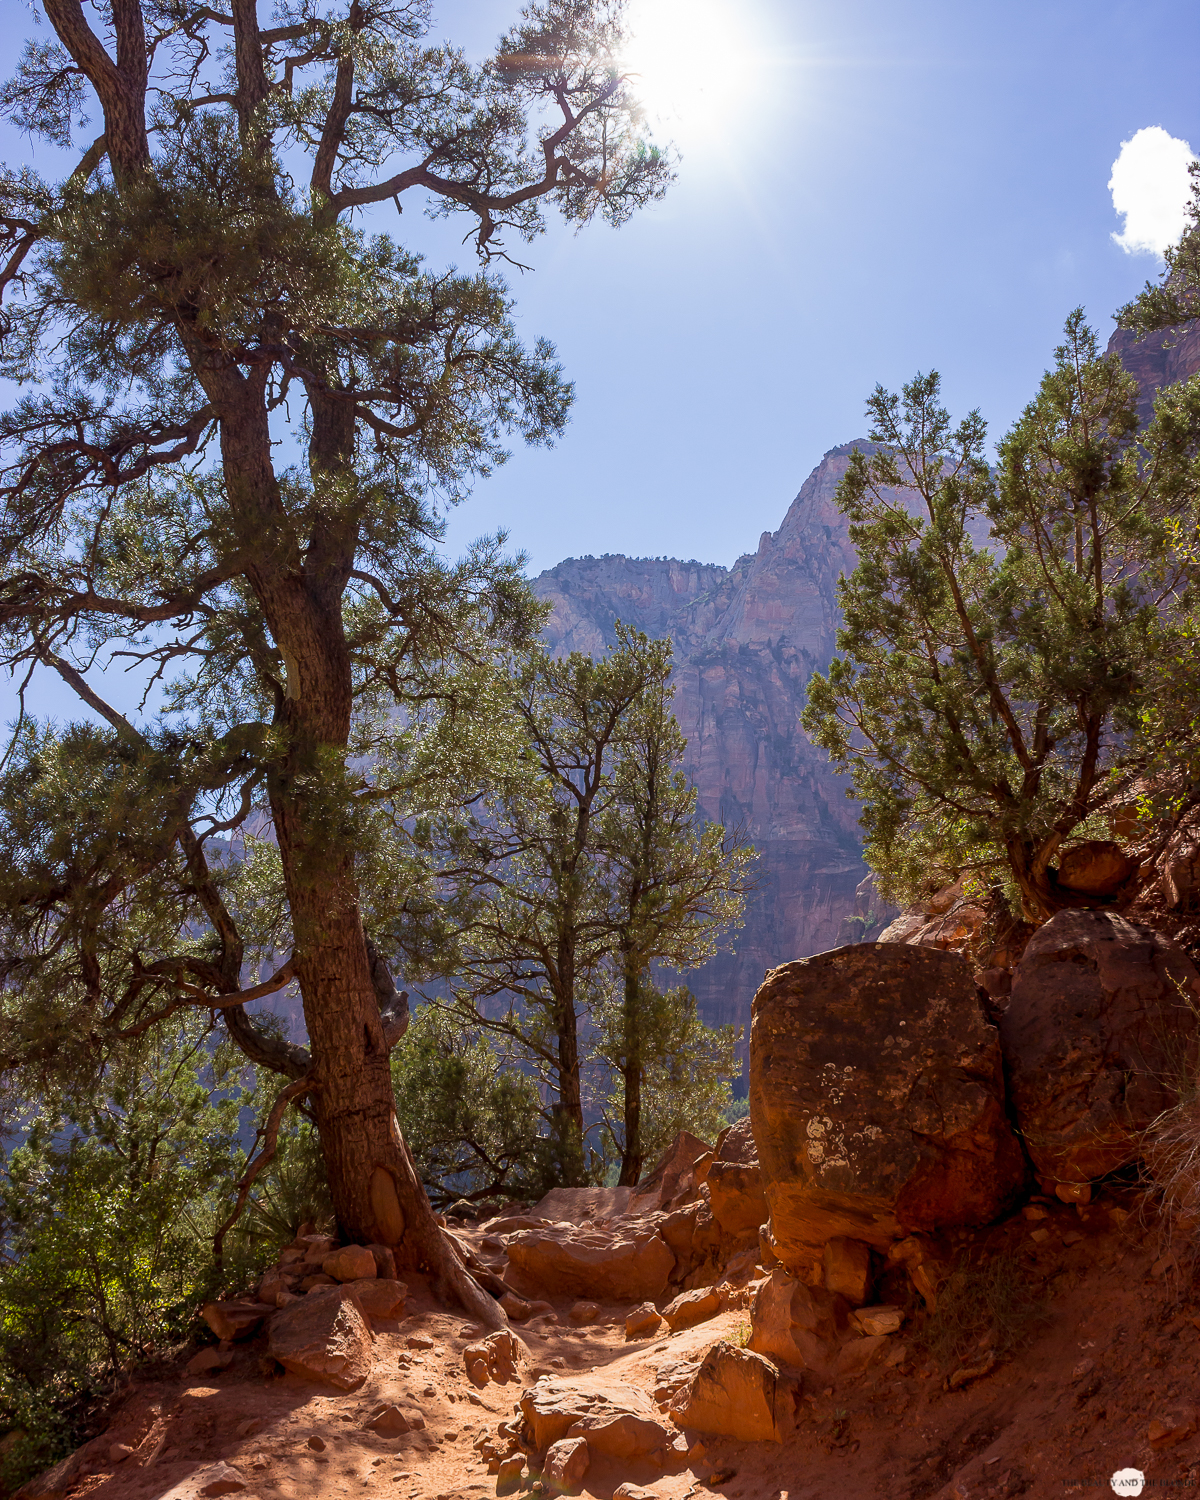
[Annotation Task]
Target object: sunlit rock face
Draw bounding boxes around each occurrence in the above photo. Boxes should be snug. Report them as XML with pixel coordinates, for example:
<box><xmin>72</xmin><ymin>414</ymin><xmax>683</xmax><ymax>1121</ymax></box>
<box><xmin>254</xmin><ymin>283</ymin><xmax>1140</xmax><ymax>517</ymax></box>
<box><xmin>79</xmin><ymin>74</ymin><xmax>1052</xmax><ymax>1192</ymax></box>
<box><xmin>534</xmin><ymin>442</ymin><xmax>875</xmax><ymax>1045</ymax></box>
<box><xmin>1105</xmin><ymin>321</ymin><xmax>1200</xmax><ymax>425</ymax></box>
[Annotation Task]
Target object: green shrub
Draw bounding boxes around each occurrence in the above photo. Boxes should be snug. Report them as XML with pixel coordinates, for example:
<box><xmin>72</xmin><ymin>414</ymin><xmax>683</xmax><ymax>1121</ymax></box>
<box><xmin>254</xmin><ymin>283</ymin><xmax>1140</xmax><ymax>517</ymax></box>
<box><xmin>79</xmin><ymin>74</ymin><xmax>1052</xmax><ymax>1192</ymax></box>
<box><xmin>0</xmin><ymin>1018</ymin><xmax>246</xmax><ymax>1490</ymax></box>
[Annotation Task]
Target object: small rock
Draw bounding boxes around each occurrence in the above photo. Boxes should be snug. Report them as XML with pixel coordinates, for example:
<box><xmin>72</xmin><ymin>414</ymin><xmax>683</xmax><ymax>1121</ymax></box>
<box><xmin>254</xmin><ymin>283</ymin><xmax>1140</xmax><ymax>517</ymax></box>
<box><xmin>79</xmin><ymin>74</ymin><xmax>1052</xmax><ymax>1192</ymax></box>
<box><xmin>364</xmin><ymin>1404</ymin><xmax>410</xmax><ymax>1437</ymax></box>
<box><xmin>613</xmin><ymin>1487</ymin><xmax>660</xmax><ymax>1500</ymax></box>
<box><xmin>307</xmin><ymin>1435</ymin><xmax>326</xmax><ymax>1451</ymax></box>
<box><xmin>1030</xmin><ymin>1228</ymin><xmax>1050</xmax><ymax>1243</ymax></box>
<box><xmin>406</xmin><ymin>1333</ymin><xmax>435</xmax><ymax>1350</ymax></box>
<box><xmin>108</xmin><ymin>1443</ymin><xmax>136</xmax><ymax>1463</ymax></box>
<box><xmin>201</xmin><ymin>1301</ymin><xmax>273</xmax><ymax>1341</ymax></box>
<box><xmin>322</xmin><ymin>1244</ymin><xmax>378</xmax><ymax>1282</ymax></box>
<box><xmin>300</xmin><ymin>1273</ymin><xmax>337</xmax><ymax>1291</ymax></box>
<box><xmin>352</xmin><ymin>1278</ymin><xmax>408</xmax><ymax>1319</ymax></box>
<box><xmin>186</xmin><ymin>1347</ymin><xmax>235</xmax><ymax>1375</ymax></box>
<box><xmin>198</xmin><ymin>1464</ymin><xmax>247</xmax><ymax>1496</ymax></box>
<box><xmin>852</xmin><ymin>1305</ymin><xmax>904</xmax><ymax>1336</ymax></box>
<box><xmin>1022</xmin><ymin>1204</ymin><xmax>1050</xmax><ymax>1221</ymax></box>
<box><xmin>234</xmin><ymin>1418</ymin><xmax>264</xmax><ymax>1438</ymax></box>
<box><xmin>569</xmin><ymin>1300</ymin><xmax>601</xmax><ymax>1325</ymax></box>
<box><xmin>527</xmin><ymin>1300</ymin><xmax>556</xmax><ymax>1319</ymax></box>
<box><xmin>1055</xmin><ymin>1183</ymin><xmax>1091</xmax><ymax>1205</ymax></box>
<box><xmin>687</xmin><ymin>1441</ymin><xmax>706</xmax><ymax>1462</ymax></box>
<box><xmin>626</xmin><ymin>1303</ymin><xmax>664</xmax><ymax>1340</ymax></box>
<box><xmin>663</xmin><ymin>1286</ymin><xmax>721</xmax><ymax>1332</ymax></box>
<box><xmin>500</xmin><ymin>1292</ymin><xmax>531</xmax><ymax>1322</ymax></box>
<box><xmin>946</xmin><ymin>1351</ymin><xmax>999</xmax><ymax>1391</ymax></box>
<box><xmin>545</xmin><ymin>1435</ymin><xmax>590</xmax><ymax>1488</ymax></box>
<box><xmin>1150</xmin><ymin>1405</ymin><xmax>1198</xmax><ymax>1447</ymax></box>
<box><xmin>1072</xmin><ymin>1358</ymin><xmax>1096</xmax><ymax>1381</ymax></box>
<box><xmin>1061</xmin><ymin>1230</ymin><xmax>1084</xmax><ymax>1246</ymax></box>
<box><xmin>496</xmin><ymin>1452</ymin><xmax>526</xmax><ymax>1492</ymax></box>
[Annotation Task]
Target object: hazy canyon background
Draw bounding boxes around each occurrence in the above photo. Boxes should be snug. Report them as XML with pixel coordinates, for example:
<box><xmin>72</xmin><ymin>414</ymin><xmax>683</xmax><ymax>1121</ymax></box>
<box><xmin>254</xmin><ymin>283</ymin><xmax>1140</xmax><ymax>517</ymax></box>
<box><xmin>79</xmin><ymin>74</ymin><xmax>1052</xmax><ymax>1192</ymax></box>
<box><xmin>531</xmin><ymin>321</ymin><xmax>1200</xmax><ymax>1072</ymax></box>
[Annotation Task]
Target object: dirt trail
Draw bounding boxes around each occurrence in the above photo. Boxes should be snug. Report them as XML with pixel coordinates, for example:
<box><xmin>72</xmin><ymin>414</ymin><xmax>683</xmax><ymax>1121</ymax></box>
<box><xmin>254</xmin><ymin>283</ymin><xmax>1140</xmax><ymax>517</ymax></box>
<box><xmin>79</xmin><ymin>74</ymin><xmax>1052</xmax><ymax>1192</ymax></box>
<box><xmin>37</xmin><ymin>1190</ymin><xmax>1200</xmax><ymax>1500</ymax></box>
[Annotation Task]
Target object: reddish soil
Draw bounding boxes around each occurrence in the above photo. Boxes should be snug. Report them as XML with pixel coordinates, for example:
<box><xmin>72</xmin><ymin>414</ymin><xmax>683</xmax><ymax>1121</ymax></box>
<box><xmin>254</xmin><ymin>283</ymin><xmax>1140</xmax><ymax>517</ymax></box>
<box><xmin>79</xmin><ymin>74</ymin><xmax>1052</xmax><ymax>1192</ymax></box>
<box><xmin>35</xmin><ymin>1189</ymin><xmax>1200</xmax><ymax>1500</ymax></box>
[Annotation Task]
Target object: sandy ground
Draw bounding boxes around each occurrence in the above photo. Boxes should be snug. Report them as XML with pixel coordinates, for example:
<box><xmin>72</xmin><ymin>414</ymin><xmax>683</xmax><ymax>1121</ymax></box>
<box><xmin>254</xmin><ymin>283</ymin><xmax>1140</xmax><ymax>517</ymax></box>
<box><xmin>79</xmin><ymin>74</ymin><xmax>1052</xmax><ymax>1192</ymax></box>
<box><xmin>38</xmin><ymin>1186</ymin><xmax>1200</xmax><ymax>1500</ymax></box>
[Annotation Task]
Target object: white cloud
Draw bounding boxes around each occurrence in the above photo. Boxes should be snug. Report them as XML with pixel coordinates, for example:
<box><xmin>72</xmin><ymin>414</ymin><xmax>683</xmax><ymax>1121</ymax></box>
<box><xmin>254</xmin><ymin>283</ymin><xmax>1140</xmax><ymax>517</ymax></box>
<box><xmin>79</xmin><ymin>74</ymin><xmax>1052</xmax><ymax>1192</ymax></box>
<box><xmin>1109</xmin><ymin>125</ymin><xmax>1196</xmax><ymax>257</ymax></box>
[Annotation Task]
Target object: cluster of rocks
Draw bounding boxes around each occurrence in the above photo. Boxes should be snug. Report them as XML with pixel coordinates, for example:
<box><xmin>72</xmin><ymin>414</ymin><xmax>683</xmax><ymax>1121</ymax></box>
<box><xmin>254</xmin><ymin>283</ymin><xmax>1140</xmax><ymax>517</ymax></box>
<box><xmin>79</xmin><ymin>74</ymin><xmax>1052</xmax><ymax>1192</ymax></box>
<box><xmin>170</xmin><ymin>899</ymin><xmax>1200</xmax><ymax>1499</ymax></box>
<box><xmin>192</xmin><ymin>1233</ymin><xmax>407</xmax><ymax>1387</ymax></box>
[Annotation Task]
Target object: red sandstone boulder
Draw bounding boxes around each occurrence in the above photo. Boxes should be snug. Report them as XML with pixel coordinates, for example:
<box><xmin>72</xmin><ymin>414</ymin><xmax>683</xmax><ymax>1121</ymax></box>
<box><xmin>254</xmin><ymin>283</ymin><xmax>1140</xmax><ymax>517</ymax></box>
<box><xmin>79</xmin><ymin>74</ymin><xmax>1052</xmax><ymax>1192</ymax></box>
<box><xmin>519</xmin><ymin>1377</ymin><xmax>672</xmax><ymax>1455</ymax></box>
<box><xmin>321</xmin><ymin>1245</ymin><xmax>377</xmax><ymax>1282</ymax></box>
<box><xmin>266</xmin><ymin>1288</ymin><xmax>374</xmax><ymax>1390</ymax></box>
<box><xmin>627</xmin><ymin>1130</ymin><xmax>713</xmax><ymax>1215</ymax></box>
<box><xmin>351</xmin><ymin>1278</ymin><xmax>407</xmax><ymax>1319</ymax></box>
<box><xmin>668</xmin><ymin>1341</ymin><xmax>798</xmax><ymax>1443</ymax></box>
<box><xmin>999</xmin><ymin>911</ymin><xmax>1200</xmax><ymax>1185</ymax></box>
<box><xmin>657</xmin><ymin>1194</ymin><xmax>723</xmax><ymax>1286</ymax></box>
<box><xmin>662</xmin><ymin>1286</ymin><xmax>721</xmax><ymax>1331</ymax></box>
<box><xmin>506</xmin><ymin>1220</ymin><xmax>675</xmax><ymax>1301</ymax></box>
<box><xmin>1055</xmin><ymin>840</ymin><xmax>1137</xmax><ymax>896</ymax></box>
<box><xmin>749</xmin><ymin>945</ymin><xmax>1025</xmax><ymax>1269</ymax></box>
<box><xmin>706</xmin><ymin>1117</ymin><xmax>768</xmax><ymax>1242</ymax></box>
<box><xmin>545</xmin><ymin>1435</ymin><xmax>590</xmax><ymax>1489</ymax></box>
<box><xmin>749</xmin><ymin>1269</ymin><xmax>845</xmax><ymax>1370</ymax></box>
<box><xmin>200</xmin><ymin>1301</ymin><xmax>273</xmax><ymax>1341</ymax></box>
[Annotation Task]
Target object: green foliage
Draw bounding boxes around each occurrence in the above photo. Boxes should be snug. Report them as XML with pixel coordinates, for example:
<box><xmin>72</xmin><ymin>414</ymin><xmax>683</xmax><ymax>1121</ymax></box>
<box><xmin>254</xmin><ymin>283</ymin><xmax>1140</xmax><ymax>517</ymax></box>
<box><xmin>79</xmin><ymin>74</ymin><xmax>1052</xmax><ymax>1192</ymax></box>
<box><xmin>390</xmin><ymin>1004</ymin><xmax>550</xmax><ymax>1205</ymax></box>
<box><xmin>396</xmin><ymin>627</ymin><xmax>752</xmax><ymax>1186</ymax></box>
<box><xmin>593</xmin><ymin>983</ymin><xmax>740</xmax><ymax>1170</ymax></box>
<box><xmin>802</xmin><ymin>312</ymin><xmax>1200</xmax><ymax>919</ymax></box>
<box><xmin>0</xmin><ymin>1017</ymin><xmax>246</xmax><ymax>1490</ymax></box>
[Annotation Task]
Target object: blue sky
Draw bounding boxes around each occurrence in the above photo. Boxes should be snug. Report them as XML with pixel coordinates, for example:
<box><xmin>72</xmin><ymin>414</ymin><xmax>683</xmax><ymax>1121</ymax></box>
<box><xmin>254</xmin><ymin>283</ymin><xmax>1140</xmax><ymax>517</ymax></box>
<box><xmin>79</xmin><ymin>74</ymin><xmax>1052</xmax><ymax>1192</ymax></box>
<box><xmin>418</xmin><ymin>0</ymin><xmax>1200</xmax><ymax>574</ymax></box>
<box><xmin>0</xmin><ymin>0</ymin><xmax>1198</xmax><ymax>725</ymax></box>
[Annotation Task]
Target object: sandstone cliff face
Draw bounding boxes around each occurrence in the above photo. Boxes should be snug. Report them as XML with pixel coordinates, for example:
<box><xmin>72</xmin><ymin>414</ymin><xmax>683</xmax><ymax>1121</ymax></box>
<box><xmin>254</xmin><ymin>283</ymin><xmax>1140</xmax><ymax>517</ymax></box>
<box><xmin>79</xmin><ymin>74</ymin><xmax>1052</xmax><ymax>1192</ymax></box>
<box><xmin>533</xmin><ymin>323</ymin><xmax>1200</xmax><ymax>1055</ymax></box>
<box><xmin>535</xmin><ymin>442</ymin><xmax>881</xmax><ymax>1038</ymax></box>
<box><xmin>1105</xmin><ymin>321</ymin><xmax>1200</xmax><ymax>425</ymax></box>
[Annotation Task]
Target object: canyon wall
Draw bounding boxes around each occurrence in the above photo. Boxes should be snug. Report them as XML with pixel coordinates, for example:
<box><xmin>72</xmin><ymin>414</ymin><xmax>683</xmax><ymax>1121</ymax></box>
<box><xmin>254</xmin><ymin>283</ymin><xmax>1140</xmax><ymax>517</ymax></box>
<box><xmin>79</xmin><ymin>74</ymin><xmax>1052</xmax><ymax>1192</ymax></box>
<box><xmin>534</xmin><ymin>442</ymin><xmax>884</xmax><ymax>1044</ymax></box>
<box><xmin>534</xmin><ymin>321</ymin><xmax>1200</xmax><ymax>1056</ymax></box>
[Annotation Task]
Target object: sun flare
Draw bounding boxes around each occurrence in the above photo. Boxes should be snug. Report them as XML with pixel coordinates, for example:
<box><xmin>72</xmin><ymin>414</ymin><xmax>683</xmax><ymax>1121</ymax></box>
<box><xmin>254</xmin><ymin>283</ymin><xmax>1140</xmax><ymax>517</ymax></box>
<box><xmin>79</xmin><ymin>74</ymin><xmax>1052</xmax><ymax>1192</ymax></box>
<box><xmin>618</xmin><ymin>0</ymin><xmax>760</xmax><ymax>138</ymax></box>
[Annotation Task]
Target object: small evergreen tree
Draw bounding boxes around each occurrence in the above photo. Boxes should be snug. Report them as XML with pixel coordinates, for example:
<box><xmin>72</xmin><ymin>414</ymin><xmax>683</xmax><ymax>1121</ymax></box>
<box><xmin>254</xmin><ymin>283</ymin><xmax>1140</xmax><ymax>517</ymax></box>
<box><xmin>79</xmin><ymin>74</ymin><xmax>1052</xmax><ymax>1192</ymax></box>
<box><xmin>802</xmin><ymin>312</ymin><xmax>1200</xmax><ymax>920</ymax></box>
<box><xmin>597</xmin><ymin>627</ymin><xmax>752</xmax><ymax>1184</ymax></box>
<box><xmin>400</xmin><ymin>627</ymin><xmax>751</xmax><ymax>1186</ymax></box>
<box><xmin>390</xmin><ymin>1004</ymin><xmax>548</xmax><ymax>1205</ymax></box>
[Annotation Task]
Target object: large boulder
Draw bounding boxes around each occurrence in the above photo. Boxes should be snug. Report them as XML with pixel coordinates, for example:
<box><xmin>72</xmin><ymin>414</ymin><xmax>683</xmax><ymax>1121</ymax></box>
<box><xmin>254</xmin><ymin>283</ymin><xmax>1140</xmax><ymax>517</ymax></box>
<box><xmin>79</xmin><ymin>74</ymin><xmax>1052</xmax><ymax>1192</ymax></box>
<box><xmin>705</xmin><ymin>1117</ymin><xmax>768</xmax><ymax>1242</ymax></box>
<box><xmin>668</xmin><ymin>1341</ymin><xmax>798</xmax><ymax>1443</ymax></box>
<box><xmin>999</xmin><ymin>911</ymin><xmax>1200</xmax><ymax>1185</ymax></box>
<box><xmin>266</xmin><ymin>1287</ymin><xmax>374</xmax><ymax>1390</ymax></box>
<box><xmin>519</xmin><ymin>1377</ymin><xmax>672</xmax><ymax>1455</ymax></box>
<box><xmin>1055</xmin><ymin>841</ymin><xmax>1137</xmax><ymax>897</ymax></box>
<box><xmin>749</xmin><ymin>1269</ymin><xmax>845</xmax><ymax>1370</ymax></box>
<box><xmin>506</xmin><ymin>1220</ymin><xmax>675</xmax><ymax>1301</ymax></box>
<box><xmin>529</xmin><ymin>1186</ymin><xmax>632</xmax><ymax>1224</ymax></box>
<box><xmin>750</xmin><ymin>945</ymin><xmax>1025</xmax><ymax>1268</ymax></box>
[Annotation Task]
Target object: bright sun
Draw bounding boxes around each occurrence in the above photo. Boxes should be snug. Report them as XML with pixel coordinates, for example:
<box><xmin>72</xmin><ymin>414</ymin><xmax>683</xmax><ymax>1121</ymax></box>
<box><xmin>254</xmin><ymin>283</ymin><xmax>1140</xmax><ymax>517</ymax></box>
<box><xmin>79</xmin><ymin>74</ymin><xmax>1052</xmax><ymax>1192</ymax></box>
<box><xmin>617</xmin><ymin>0</ymin><xmax>760</xmax><ymax>139</ymax></box>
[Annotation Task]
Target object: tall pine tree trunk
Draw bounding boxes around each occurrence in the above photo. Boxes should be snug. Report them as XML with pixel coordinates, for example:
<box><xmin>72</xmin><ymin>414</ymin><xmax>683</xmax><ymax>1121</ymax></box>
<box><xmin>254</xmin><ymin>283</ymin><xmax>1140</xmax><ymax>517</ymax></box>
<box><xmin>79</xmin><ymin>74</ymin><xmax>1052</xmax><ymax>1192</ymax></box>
<box><xmin>617</xmin><ymin>964</ymin><xmax>643</xmax><ymax>1187</ymax></box>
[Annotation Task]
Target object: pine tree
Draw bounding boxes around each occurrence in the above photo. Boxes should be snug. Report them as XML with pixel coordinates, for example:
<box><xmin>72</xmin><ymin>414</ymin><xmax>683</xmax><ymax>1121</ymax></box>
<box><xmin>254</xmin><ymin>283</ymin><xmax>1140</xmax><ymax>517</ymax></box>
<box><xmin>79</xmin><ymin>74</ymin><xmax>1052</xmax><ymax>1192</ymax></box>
<box><xmin>802</xmin><ymin>312</ymin><xmax>1200</xmax><ymax>920</ymax></box>
<box><xmin>0</xmin><ymin>0</ymin><xmax>670</xmax><ymax>1324</ymax></box>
